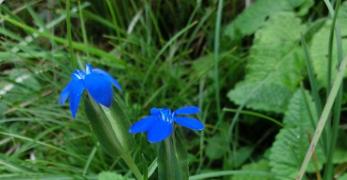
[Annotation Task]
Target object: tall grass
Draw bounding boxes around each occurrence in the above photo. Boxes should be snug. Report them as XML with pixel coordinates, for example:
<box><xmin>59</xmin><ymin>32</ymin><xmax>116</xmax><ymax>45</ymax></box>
<box><xmin>0</xmin><ymin>1</ymin><xmax>240</xmax><ymax>179</ymax></box>
<box><xmin>1</xmin><ymin>0</ymin><xmax>346</xmax><ymax>179</ymax></box>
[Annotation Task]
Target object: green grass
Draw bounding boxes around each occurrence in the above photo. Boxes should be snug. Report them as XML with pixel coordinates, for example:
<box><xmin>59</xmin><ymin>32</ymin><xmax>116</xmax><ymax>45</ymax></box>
<box><xmin>1</xmin><ymin>0</ymin><xmax>347</xmax><ymax>179</ymax></box>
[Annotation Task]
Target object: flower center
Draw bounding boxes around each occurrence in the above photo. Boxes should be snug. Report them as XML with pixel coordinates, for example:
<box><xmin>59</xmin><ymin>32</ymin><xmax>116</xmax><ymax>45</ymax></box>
<box><xmin>159</xmin><ymin>109</ymin><xmax>174</xmax><ymax>123</ymax></box>
<box><xmin>73</xmin><ymin>70</ymin><xmax>86</xmax><ymax>80</ymax></box>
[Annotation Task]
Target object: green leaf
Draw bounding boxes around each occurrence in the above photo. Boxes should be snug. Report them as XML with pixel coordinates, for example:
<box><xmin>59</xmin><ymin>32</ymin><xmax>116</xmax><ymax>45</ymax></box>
<box><xmin>232</xmin><ymin>159</ymin><xmax>271</xmax><ymax>180</ymax></box>
<box><xmin>98</xmin><ymin>171</ymin><xmax>127</xmax><ymax>180</ymax></box>
<box><xmin>269</xmin><ymin>90</ymin><xmax>325</xmax><ymax>179</ymax></box>
<box><xmin>310</xmin><ymin>2</ymin><xmax>347</xmax><ymax>87</ymax></box>
<box><xmin>338</xmin><ymin>173</ymin><xmax>347</xmax><ymax>180</ymax></box>
<box><xmin>333</xmin><ymin>147</ymin><xmax>347</xmax><ymax>164</ymax></box>
<box><xmin>224</xmin><ymin>0</ymin><xmax>313</xmax><ymax>40</ymax></box>
<box><xmin>333</xmin><ymin>130</ymin><xmax>347</xmax><ymax>164</ymax></box>
<box><xmin>206</xmin><ymin>133</ymin><xmax>228</xmax><ymax>160</ymax></box>
<box><xmin>282</xmin><ymin>90</ymin><xmax>318</xmax><ymax>128</ymax></box>
<box><xmin>227</xmin><ymin>12</ymin><xmax>305</xmax><ymax>112</ymax></box>
<box><xmin>227</xmin><ymin>146</ymin><xmax>254</xmax><ymax>169</ymax></box>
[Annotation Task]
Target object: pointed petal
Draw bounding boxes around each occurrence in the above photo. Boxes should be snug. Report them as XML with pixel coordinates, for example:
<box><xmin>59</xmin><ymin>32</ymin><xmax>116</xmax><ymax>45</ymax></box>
<box><xmin>175</xmin><ymin>106</ymin><xmax>200</xmax><ymax>115</ymax></box>
<box><xmin>129</xmin><ymin>116</ymin><xmax>156</xmax><ymax>134</ymax></box>
<box><xmin>59</xmin><ymin>80</ymin><xmax>73</xmax><ymax>105</ymax></box>
<box><xmin>93</xmin><ymin>68</ymin><xmax>122</xmax><ymax>91</ymax></box>
<box><xmin>68</xmin><ymin>79</ymin><xmax>85</xmax><ymax>118</ymax></box>
<box><xmin>84</xmin><ymin>72</ymin><xmax>113</xmax><ymax>107</ymax></box>
<box><xmin>174</xmin><ymin>117</ymin><xmax>204</xmax><ymax>130</ymax></box>
<box><xmin>147</xmin><ymin>120</ymin><xmax>173</xmax><ymax>143</ymax></box>
<box><xmin>85</xmin><ymin>64</ymin><xmax>93</xmax><ymax>74</ymax></box>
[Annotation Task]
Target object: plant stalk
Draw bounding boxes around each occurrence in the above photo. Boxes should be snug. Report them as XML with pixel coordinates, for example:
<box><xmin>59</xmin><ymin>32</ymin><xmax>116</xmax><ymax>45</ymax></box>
<box><xmin>121</xmin><ymin>153</ymin><xmax>143</xmax><ymax>180</ymax></box>
<box><xmin>213</xmin><ymin>0</ymin><xmax>223</xmax><ymax>129</ymax></box>
<box><xmin>296</xmin><ymin>55</ymin><xmax>347</xmax><ymax>180</ymax></box>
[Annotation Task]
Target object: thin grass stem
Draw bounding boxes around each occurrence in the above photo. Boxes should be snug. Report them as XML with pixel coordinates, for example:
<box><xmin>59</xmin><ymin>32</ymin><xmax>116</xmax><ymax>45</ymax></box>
<box><xmin>213</xmin><ymin>0</ymin><xmax>223</xmax><ymax>129</ymax></box>
<box><xmin>223</xmin><ymin>108</ymin><xmax>283</xmax><ymax>127</ymax></box>
<box><xmin>297</xmin><ymin>55</ymin><xmax>347</xmax><ymax>180</ymax></box>
<box><xmin>66</xmin><ymin>0</ymin><xmax>76</xmax><ymax>66</ymax></box>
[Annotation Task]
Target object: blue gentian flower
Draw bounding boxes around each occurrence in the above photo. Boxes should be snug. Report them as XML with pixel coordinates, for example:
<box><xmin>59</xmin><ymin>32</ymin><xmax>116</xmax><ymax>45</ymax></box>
<box><xmin>59</xmin><ymin>64</ymin><xmax>122</xmax><ymax>118</ymax></box>
<box><xmin>129</xmin><ymin>106</ymin><xmax>204</xmax><ymax>143</ymax></box>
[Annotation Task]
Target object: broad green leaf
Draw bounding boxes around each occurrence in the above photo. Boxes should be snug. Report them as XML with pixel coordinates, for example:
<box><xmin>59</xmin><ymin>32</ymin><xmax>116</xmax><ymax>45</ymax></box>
<box><xmin>232</xmin><ymin>159</ymin><xmax>271</xmax><ymax>180</ymax></box>
<box><xmin>333</xmin><ymin>147</ymin><xmax>347</xmax><ymax>164</ymax></box>
<box><xmin>228</xmin><ymin>13</ymin><xmax>305</xmax><ymax>112</ymax></box>
<box><xmin>269</xmin><ymin>90</ymin><xmax>325</xmax><ymax>179</ymax></box>
<box><xmin>333</xmin><ymin>131</ymin><xmax>347</xmax><ymax>164</ymax></box>
<box><xmin>224</xmin><ymin>0</ymin><xmax>313</xmax><ymax>41</ymax></box>
<box><xmin>98</xmin><ymin>171</ymin><xmax>127</xmax><ymax>180</ymax></box>
<box><xmin>310</xmin><ymin>2</ymin><xmax>347</xmax><ymax>87</ymax></box>
<box><xmin>339</xmin><ymin>173</ymin><xmax>347</xmax><ymax>180</ymax></box>
<box><xmin>282</xmin><ymin>90</ymin><xmax>318</xmax><ymax>128</ymax></box>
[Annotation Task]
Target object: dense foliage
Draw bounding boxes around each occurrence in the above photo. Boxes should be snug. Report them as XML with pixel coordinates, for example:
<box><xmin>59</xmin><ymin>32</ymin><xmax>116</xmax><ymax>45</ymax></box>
<box><xmin>1</xmin><ymin>0</ymin><xmax>347</xmax><ymax>179</ymax></box>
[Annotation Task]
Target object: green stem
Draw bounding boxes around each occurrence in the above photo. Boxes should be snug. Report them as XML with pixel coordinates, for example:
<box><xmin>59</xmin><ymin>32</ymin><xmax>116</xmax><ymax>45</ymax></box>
<box><xmin>323</xmin><ymin>0</ymin><xmax>342</xmax><ymax>179</ymax></box>
<box><xmin>296</xmin><ymin>55</ymin><xmax>347</xmax><ymax>180</ymax></box>
<box><xmin>121</xmin><ymin>153</ymin><xmax>143</xmax><ymax>180</ymax></box>
<box><xmin>158</xmin><ymin>135</ymin><xmax>188</xmax><ymax>180</ymax></box>
<box><xmin>66</xmin><ymin>0</ymin><xmax>76</xmax><ymax>66</ymax></box>
<box><xmin>213</xmin><ymin>0</ymin><xmax>223</xmax><ymax>130</ymax></box>
<box><xmin>223</xmin><ymin>108</ymin><xmax>283</xmax><ymax>127</ymax></box>
<box><xmin>301</xmin><ymin>36</ymin><xmax>328</xmax><ymax>156</ymax></box>
<box><xmin>325</xmin><ymin>86</ymin><xmax>342</xmax><ymax>180</ymax></box>
<box><xmin>105</xmin><ymin>0</ymin><xmax>121</xmax><ymax>37</ymax></box>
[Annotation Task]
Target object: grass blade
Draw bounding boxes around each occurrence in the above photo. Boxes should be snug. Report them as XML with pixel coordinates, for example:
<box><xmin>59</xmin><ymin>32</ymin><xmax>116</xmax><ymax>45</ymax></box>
<box><xmin>296</xmin><ymin>55</ymin><xmax>347</xmax><ymax>180</ymax></box>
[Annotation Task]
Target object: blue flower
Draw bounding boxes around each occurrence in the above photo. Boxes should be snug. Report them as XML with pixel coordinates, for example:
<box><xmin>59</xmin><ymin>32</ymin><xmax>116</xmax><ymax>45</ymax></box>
<box><xmin>129</xmin><ymin>106</ymin><xmax>204</xmax><ymax>143</ymax></box>
<box><xmin>59</xmin><ymin>64</ymin><xmax>122</xmax><ymax>118</ymax></box>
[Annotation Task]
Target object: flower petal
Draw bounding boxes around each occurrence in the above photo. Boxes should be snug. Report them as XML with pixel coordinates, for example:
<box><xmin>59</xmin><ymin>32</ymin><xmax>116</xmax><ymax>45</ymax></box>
<box><xmin>85</xmin><ymin>64</ymin><xmax>93</xmax><ymax>74</ymax></box>
<box><xmin>174</xmin><ymin>117</ymin><xmax>204</xmax><ymax>130</ymax></box>
<box><xmin>93</xmin><ymin>68</ymin><xmax>122</xmax><ymax>91</ymax></box>
<box><xmin>129</xmin><ymin>116</ymin><xmax>156</xmax><ymax>134</ymax></box>
<box><xmin>68</xmin><ymin>79</ymin><xmax>85</xmax><ymax>118</ymax></box>
<box><xmin>150</xmin><ymin>107</ymin><xmax>161</xmax><ymax>115</ymax></box>
<box><xmin>147</xmin><ymin>120</ymin><xmax>173</xmax><ymax>143</ymax></box>
<box><xmin>84</xmin><ymin>72</ymin><xmax>113</xmax><ymax>107</ymax></box>
<box><xmin>59</xmin><ymin>80</ymin><xmax>73</xmax><ymax>105</ymax></box>
<box><xmin>175</xmin><ymin>106</ymin><xmax>200</xmax><ymax>115</ymax></box>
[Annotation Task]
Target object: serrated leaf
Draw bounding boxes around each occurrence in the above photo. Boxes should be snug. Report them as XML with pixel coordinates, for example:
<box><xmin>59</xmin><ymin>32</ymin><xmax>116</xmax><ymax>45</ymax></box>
<box><xmin>310</xmin><ymin>2</ymin><xmax>347</xmax><ymax>87</ymax></box>
<box><xmin>283</xmin><ymin>90</ymin><xmax>318</xmax><ymax>128</ymax></box>
<box><xmin>228</xmin><ymin>13</ymin><xmax>305</xmax><ymax>112</ymax></box>
<box><xmin>224</xmin><ymin>0</ymin><xmax>313</xmax><ymax>40</ymax></box>
<box><xmin>270</xmin><ymin>128</ymin><xmax>325</xmax><ymax>179</ymax></box>
<box><xmin>269</xmin><ymin>90</ymin><xmax>325</xmax><ymax>180</ymax></box>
